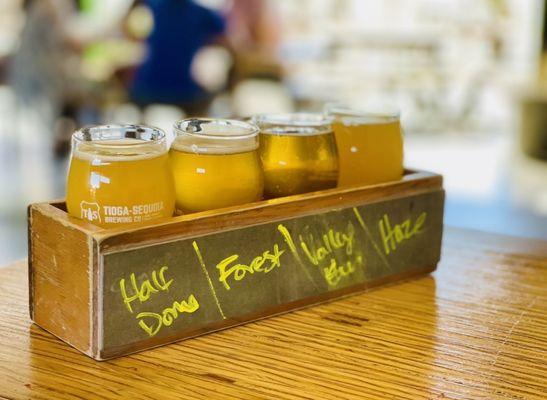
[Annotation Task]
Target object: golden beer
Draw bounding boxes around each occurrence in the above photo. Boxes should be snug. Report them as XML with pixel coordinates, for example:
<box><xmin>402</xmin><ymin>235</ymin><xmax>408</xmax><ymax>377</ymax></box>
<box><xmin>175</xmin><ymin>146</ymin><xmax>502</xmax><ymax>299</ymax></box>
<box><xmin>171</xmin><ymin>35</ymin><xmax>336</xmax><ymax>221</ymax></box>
<box><xmin>170</xmin><ymin>118</ymin><xmax>263</xmax><ymax>213</ymax></box>
<box><xmin>66</xmin><ymin>125</ymin><xmax>175</xmax><ymax>228</ymax></box>
<box><xmin>327</xmin><ymin>105</ymin><xmax>404</xmax><ymax>187</ymax></box>
<box><xmin>253</xmin><ymin>113</ymin><xmax>338</xmax><ymax>198</ymax></box>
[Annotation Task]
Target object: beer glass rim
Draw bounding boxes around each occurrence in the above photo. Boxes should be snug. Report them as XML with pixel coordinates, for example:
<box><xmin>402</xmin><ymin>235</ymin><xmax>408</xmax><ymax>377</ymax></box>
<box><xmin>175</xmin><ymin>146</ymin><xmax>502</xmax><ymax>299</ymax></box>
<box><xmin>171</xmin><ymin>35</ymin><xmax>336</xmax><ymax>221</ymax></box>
<box><xmin>173</xmin><ymin>118</ymin><xmax>259</xmax><ymax>140</ymax></box>
<box><xmin>73</xmin><ymin>124</ymin><xmax>166</xmax><ymax>145</ymax></box>
<box><xmin>252</xmin><ymin>112</ymin><xmax>333</xmax><ymax>126</ymax></box>
<box><xmin>325</xmin><ymin>103</ymin><xmax>401</xmax><ymax>121</ymax></box>
<box><xmin>251</xmin><ymin>113</ymin><xmax>333</xmax><ymax>136</ymax></box>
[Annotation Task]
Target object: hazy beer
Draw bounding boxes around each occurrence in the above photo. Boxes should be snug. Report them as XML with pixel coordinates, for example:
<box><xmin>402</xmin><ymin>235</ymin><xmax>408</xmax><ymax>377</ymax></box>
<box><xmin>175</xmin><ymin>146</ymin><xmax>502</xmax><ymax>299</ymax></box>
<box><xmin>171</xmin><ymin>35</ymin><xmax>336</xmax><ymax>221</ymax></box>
<box><xmin>253</xmin><ymin>113</ymin><xmax>338</xmax><ymax>198</ymax></box>
<box><xmin>327</xmin><ymin>105</ymin><xmax>404</xmax><ymax>187</ymax></box>
<box><xmin>170</xmin><ymin>118</ymin><xmax>263</xmax><ymax>213</ymax></box>
<box><xmin>66</xmin><ymin>125</ymin><xmax>175</xmax><ymax>227</ymax></box>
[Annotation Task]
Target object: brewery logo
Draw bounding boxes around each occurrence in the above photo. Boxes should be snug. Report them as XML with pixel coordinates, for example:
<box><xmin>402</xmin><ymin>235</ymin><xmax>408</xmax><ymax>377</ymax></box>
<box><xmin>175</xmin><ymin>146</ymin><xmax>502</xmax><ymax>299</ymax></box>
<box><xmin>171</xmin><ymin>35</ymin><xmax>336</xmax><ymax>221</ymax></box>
<box><xmin>80</xmin><ymin>201</ymin><xmax>101</xmax><ymax>223</ymax></box>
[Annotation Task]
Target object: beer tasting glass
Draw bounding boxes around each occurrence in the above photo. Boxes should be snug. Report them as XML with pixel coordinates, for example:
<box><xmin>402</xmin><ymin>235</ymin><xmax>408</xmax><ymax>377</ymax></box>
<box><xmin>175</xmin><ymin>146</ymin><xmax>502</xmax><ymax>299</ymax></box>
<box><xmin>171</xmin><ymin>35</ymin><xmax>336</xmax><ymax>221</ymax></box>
<box><xmin>326</xmin><ymin>104</ymin><xmax>404</xmax><ymax>187</ymax></box>
<box><xmin>66</xmin><ymin>124</ymin><xmax>175</xmax><ymax>228</ymax></box>
<box><xmin>170</xmin><ymin>118</ymin><xmax>263</xmax><ymax>213</ymax></box>
<box><xmin>252</xmin><ymin>113</ymin><xmax>339</xmax><ymax>198</ymax></box>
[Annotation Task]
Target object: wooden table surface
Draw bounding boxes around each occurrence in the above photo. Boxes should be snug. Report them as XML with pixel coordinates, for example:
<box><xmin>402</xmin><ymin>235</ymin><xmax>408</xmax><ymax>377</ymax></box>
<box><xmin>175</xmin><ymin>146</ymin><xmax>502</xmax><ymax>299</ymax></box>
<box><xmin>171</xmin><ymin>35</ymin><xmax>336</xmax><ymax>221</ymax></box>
<box><xmin>1</xmin><ymin>227</ymin><xmax>546</xmax><ymax>399</ymax></box>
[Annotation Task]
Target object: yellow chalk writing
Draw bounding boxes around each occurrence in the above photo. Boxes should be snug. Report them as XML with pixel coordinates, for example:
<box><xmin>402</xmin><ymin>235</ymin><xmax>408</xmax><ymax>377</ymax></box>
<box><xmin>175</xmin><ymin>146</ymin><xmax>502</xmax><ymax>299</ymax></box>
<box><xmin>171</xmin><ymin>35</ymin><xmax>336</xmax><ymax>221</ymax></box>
<box><xmin>298</xmin><ymin>222</ymin><xmax>355</xmax><ymax>266</ymax></box>
<box><xmin>323</xmin><ymin>255</ymin><xmax>363</xmax><ymax>286</ymax></box>
<box><xmin>279</xmin><ymin>221</ymin><xmax>359</xmax><ymax>287</ymax></box>
<box><xmin>120</xmin><ymin>266</ymin><xmax>173</xmax><ymax>313</ymax></box>
<box><xmin>137</xmin><ymin>294</ymin><xmax>200</xmax><ymax>337</ymax></box>
<box><xmin>379</xmin><ymin>212</ymin><xmax>427</xmax><ymax>255</ymax></box>
<box><xmin>217</xmin><ymin>244</ymin><xmax>285</xmax><ymax>290</ymax></box>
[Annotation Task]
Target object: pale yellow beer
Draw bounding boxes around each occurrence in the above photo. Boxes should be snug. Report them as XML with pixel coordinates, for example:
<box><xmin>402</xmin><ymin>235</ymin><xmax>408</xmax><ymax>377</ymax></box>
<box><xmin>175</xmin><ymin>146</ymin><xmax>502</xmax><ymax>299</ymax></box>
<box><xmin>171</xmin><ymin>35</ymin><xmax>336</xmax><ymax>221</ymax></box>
<box><xmin>327</xmin><ymin>105</ymin><xmax>404</xmax><ymax>187</ymax></box>
<box><xmin>66</xmin><ymin>125</ymin><xmax>175</xmax><ymax>228</ymax></box>
<box><xmin>253</xmin><ymin>113</ymin><xmax>338</xmax><ymax>198</ymax></box>
<box><xmin>170</xmin><ymin>118</ymin><xmax>263</xmax><ymax>213</ymax></box>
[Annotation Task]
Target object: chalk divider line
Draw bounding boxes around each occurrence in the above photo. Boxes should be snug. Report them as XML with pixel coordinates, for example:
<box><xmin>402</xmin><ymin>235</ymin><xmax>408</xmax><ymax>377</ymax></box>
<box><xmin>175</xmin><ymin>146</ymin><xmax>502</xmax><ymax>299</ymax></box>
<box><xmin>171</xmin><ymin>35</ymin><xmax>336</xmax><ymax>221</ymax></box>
<box><xmin>277</xmin><ymin>224</ymin><xmax>321</xmax><ymax>291</ymax></box>
<box><xmin>192</xmin><ymin>241</ymin><xmax>227</xmax><ymax>320</ymax></box>
<box><xmin>352</xmin><ymin>208</ymin><xmax>392</xmax><ymax>271</ymax></box>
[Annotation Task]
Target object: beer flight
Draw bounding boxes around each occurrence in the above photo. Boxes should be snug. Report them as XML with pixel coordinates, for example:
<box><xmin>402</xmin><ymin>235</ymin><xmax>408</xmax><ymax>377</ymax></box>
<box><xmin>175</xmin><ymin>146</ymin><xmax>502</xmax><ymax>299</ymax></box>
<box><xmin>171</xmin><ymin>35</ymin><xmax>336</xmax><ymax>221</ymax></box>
<box><xmin>66</xmin><ymin>105</ymin><xmax>404</xmax><ymax>228</ymax></box>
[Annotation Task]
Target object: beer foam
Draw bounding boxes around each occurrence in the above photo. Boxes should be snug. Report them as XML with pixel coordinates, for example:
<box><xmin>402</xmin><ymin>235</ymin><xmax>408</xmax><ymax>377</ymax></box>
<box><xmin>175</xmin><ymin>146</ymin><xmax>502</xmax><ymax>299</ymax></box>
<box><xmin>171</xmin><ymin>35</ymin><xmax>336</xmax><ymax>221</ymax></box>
<box><xmin>337</xmin><ymin>115</ymin><xmax>399</xmax><ymax>126</ymax></box>
<box><xmin>253</xmin><ymin>113</ymin><xmax>333</xmax><ymax>136</ymax></box>
<box><xmin>73</xmin><ymin>139</ymin><xmax>168</xmax><ymax>162</ymax></box>
<box><xmin>260</xmin><ymin>126</ymin><xmax>333</xmax><ymax>137</ymax></box>
<box><xmin>170</xmin><ymin>135</ymin><xmax>258</xmax><ymax>155</ymax></box>
<box><xmin>328</xmin><ymin>105</ymin><xmax>400</xmax><ymax>126</ymax></box>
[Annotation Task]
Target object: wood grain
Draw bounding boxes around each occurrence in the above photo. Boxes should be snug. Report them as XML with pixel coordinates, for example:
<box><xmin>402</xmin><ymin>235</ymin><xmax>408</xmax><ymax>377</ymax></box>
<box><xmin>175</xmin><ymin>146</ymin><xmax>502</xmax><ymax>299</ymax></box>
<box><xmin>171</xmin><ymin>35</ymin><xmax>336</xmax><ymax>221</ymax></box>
<box><xmin>28</xmin><ymin>204</ymin><xmax>94</xmax><ymax>355</ymax></box>
<box><xmin>2</xmin><ymin>227</ymin><xmax>546</xmax><ymax>399</ymax></box>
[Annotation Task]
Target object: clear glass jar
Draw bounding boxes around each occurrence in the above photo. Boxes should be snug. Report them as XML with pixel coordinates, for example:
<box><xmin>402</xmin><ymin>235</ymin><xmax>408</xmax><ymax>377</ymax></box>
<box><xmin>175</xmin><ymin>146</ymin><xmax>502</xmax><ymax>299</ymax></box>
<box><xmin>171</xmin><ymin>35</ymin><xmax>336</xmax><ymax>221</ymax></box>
<box><xmin>325</xmin><ymin>104</ymin><xmax>404</xmax><ymax>187</ymax></box>
<box><xmin>170</xmin><ymin>118</ymin><xmax>263</xmax><ymax>213</ymax></box>
<box><xmin>66</xmin><ymin>124</ymin><xmax>175</xmax><ymax>227</ymax></box>
<box><xmin>252</xmin><ymin>113</ymin><xmax>338</xmax><ymax>198</ymax></box>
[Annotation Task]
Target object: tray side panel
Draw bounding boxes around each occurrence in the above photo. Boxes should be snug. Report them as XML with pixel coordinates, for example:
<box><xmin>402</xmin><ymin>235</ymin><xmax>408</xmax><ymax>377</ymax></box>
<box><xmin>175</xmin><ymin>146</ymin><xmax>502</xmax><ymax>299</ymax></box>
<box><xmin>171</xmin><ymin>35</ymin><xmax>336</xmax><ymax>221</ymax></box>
<box><xmin>99</xmin><ymin>189</ymin><xmax>444</xmax><ymax>359</ymax></box>
<box><xmin>29</xmin><ymin>204</ymin><xmax>93</xmax><ymax>354</ymax></box>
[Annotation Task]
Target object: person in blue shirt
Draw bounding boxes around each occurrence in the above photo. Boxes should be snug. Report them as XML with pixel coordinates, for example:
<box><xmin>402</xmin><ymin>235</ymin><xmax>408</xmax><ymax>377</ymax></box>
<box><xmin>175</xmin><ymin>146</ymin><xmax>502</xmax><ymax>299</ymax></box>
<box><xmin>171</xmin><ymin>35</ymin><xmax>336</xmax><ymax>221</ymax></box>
<box><xmin>130</xmin><ymin>0</ymin><xmax>226</xmax><ymax>114</ymax></box>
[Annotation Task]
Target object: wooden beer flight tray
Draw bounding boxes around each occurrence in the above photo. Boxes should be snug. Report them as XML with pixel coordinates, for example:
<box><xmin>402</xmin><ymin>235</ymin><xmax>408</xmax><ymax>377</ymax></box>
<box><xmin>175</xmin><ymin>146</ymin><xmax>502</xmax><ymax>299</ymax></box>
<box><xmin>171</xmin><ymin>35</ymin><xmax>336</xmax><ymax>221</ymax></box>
<box><xmin>28</xmin><ymin>169</ymin><xmax>444</xmax><ymax>360</ymax></box>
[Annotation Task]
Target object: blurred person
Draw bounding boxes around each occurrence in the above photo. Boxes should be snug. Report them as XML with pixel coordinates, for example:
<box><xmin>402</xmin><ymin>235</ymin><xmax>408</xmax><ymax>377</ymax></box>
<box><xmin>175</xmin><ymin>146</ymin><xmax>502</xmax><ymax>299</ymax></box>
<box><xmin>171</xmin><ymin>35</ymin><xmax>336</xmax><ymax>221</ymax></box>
<box><xmin>225</xmin><ymin>0</ymin><xmax>282</xmax><ymax>85</ymax></box>
<box><xmin>226</xmin><ymin>0</ymin><xmax>280</xmax><ymax>54</ymax></box>
<box><xmin>129</xmin><ymin>0</ymin><xmax>226</xmax><ymax>116</ymax></box>
<box><xmin>9</xmin><ymin>0</ymin><xmax>84</xmax><ymax>152</ymax></box>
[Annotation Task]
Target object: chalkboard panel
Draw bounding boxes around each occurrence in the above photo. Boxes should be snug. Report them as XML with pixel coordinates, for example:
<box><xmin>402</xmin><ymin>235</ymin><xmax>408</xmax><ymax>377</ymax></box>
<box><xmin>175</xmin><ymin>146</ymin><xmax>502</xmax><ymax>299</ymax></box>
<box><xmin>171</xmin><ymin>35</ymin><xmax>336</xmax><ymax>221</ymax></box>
<box><xmin>101</xmin><ymin>190</ymin><xmax>444</xmax><ymax>354</ymax></box>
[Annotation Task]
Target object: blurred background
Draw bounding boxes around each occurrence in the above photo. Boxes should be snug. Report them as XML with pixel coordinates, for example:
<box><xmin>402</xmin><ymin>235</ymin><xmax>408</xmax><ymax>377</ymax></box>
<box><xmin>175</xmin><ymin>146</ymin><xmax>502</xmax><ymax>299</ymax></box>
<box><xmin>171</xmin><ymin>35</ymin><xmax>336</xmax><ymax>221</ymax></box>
<box><xmin>0</xmin><ymin>0</ymin><xmax>546</xmax><ymax>265</ymax></box>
